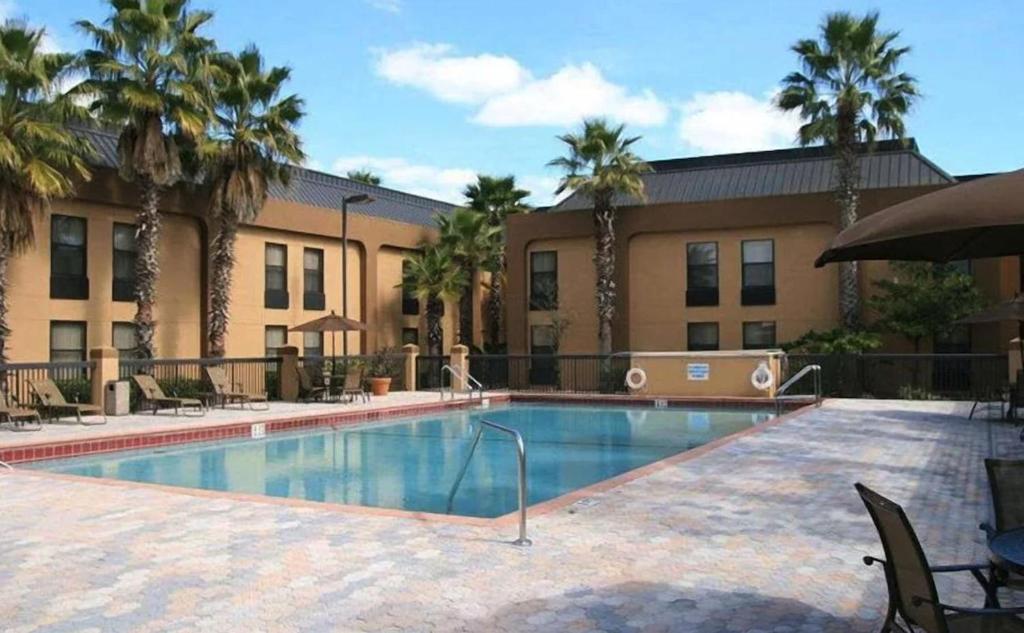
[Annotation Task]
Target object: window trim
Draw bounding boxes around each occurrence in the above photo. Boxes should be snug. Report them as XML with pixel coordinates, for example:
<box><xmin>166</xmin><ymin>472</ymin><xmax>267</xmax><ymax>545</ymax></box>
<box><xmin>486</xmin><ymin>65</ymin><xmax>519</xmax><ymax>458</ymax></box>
<box><xmin>303</xmin><ymin>247</ymin><xmax>325</xmax><ymax>311</ymax></box>
<box><xmin>742</xmin><ymin>320</ymin><xmax>777</xmax><ymax>350</ymax></box>
<box><xmin>529</xmin><ymin>250</ymin><xmax>558</xmax><ymax>311</ymax></box>
<box><xmin>741</xmin><ymin>239</ymin><xmax>775</xmax><ymax>306</ymax></box>
<box><xmin>264</xmin><ymin>243</ymin><xmax>288</xmax><ymax>309</ymax></box>
<box><xmin>111</xmin><ymin>321</ymin><xmax>138</xmax><ymax>359</ymax></box>
<box><xmin>50</xmin><ymin>214</ymin><xmax>89</xmax><ymax>300</ymax></box>
<box><xmin>112</xmin><ymin>223</ymin><xmax>136</xmax><ymax>302</ymax></box>
<box><xmin>50</xmin><ymin>320</ymin><xmax>87</xmax><ymax>362</ymax></box>
<box><xmin>265</xmin><ymin>325</ymin><xmax>288</xmax><ymax>357</ymax></box>
<box><xmin>687</xmin><ymin>322</ymin><xmax>720</xmax><ymax>352</ymax></box>
<box><xmin>686</xmin><ymin>241</ymin><xmax>719</xmax><ymax>307</ymax></box>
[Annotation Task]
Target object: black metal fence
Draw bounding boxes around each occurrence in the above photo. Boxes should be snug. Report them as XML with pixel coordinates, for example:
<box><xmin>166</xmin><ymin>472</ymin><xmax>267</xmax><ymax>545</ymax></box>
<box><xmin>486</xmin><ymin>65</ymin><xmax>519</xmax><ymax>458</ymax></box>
<box><xmin>785</xmin><ymin>353</ymin><xmax>1009</xmax><ymax>400</ymax></box>
<box><xmin>416</xmin><ymin>355</ymin><xmax>451</xmax><ymax>390</ymax></box>
<box><xmin>468</xmin><ymin>354</ymin><xmax>631</xmax><ymax>393</ymax></box>
<box><xmin>297</xmin><ymin>354</ymin><xmax>406</xmax><ymax>391</ymax></box>
<box><xmin>0</xmin><ymin>361</ymin><xmax>95</xmax><ymax>406</ymax></box>
<box><xmin>119</xmin><ymin>357</ymin><xmax>282</xmax><ymax>401</ymax></box>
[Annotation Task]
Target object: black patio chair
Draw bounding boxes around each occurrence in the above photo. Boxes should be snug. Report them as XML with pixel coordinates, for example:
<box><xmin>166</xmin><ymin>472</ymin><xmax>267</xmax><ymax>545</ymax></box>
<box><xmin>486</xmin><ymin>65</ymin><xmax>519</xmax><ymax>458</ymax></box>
<box><xmin>983</xmin><ymin>459</ymin><xmax>1024</xmax><ymax>596</ymax></box>
<box><xmin>856</xmin><ymin>483</ymin><xmax>1024</xmax><ymax>632</ymax></box>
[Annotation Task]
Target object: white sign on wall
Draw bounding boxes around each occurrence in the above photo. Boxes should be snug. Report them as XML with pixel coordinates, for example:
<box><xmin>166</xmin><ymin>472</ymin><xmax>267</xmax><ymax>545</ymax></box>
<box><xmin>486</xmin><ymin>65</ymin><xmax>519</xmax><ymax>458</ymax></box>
<box><xmin>687</xmin><ymin>363</ymin><xmax>710</xmax><ymax>381</ymax></box>
<box><xmin>251</xmin><ymin>423</ymin><xmax>266</xmax><ymax>439</ymax></box>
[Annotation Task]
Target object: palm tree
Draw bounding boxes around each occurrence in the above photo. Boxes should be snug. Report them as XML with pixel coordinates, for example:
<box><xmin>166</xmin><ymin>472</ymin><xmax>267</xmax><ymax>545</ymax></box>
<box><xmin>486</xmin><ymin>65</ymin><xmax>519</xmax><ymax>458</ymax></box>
<box><xmin>777</xmin><ymin>11</ymin><xmax>918</xmax><ymax>329</ymax></box>
<box><xmin>197</xmin><ymin>46</ymin><xmax>304</xmax><ymax>357</ymax></box>
<box><xmin>549</xmin><ymin>118</ymin><xmax>649</xmax><ymax>356</ymax></box>
<box><xmin>76</xmin><ymin>0</ymin><xmax>215</xmax><ymax>359</ymax></box>
<box><xmin>346</xmin><ymin>169</ymin><xmax>380</xmax><ymax>186</ymax></box>
<box><xmin>0</xmin><ymin>23</ymin><xmax>92</xmax><ymax>363</ymax></box>
<box><xmin>437</xmin><ymin>208</ymin><xmax>500</xmax><ymax>349</ymax></box>
<box><xmin>463</xmin><ymin>175</ymin><xmax>530</xmax><ymax>350</ymax></box>
<box><xmin>399</xmin><ymin>244</ymin><xmax>465</xmax><ymax>356</ymax></box>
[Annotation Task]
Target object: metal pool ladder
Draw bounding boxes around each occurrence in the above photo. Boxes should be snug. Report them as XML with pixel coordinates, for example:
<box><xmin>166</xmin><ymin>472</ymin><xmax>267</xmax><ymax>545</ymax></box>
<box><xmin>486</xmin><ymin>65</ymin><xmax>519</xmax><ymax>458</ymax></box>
<box><xmin>774</xmin><ymin>364</ymin><xmax>823</xmax><ymax>416</ymax></box>
<box><xmin>440</xmin><ymin>364</ymin><xmax>485</xmax><ymax>401</ymax></box>
<box><xmin>446</xmin><ymin>418</ymin><xmax>531</xmax><ymax>546</ymax></box>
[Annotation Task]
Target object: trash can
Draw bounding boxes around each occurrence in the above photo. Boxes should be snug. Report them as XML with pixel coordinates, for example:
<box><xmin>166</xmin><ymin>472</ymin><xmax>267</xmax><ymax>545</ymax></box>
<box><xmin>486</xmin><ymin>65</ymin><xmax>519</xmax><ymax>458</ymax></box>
<box><xmin>105</xmin><ymin>380</ymin><xmax>130</xmax><ymax>416</ymax></box>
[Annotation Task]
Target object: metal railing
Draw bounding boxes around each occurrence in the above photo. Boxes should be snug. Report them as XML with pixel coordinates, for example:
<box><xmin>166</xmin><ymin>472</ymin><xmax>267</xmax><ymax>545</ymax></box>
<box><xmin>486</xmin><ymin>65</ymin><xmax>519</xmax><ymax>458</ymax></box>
<box><xmin>298</xmin><ymin>354</ymin><xmax>406</xmax><ymax>391</ymax></box>
<box><xmin>775</xmin><ymin>364</ymin><xmax>822</xmax><ymax>415</ymax></box>
<box><xmin>468</xmin><ymin>354</ymin><xmax>631</xmax><ymax>394</ymax></box>
<box><xmin>440</xmin><ymin>364</ymin><xmax>484</xmax><ymax>401</ymax></box>
<box><xmin>446</xmin><ymin>418</ymin><xmax>531</xmax><ymax>546</ymax></box>
<box><xmin>416</xmin><ymin>355</ymin><xmax>451</xmax><ymax>390</ymax></box>
<box><xmin>0</xmin><ymin>360</ymin><xmax>95</xmax><ymax>406</ymax></box>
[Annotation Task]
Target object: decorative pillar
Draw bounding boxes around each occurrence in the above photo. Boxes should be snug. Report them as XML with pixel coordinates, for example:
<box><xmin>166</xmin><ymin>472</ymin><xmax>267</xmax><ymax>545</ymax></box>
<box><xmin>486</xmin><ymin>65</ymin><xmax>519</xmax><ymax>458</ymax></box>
<box><xmin>89</xmin><ymin>346</ymin><xmax>119</xmax><ymax>408</ymax></box>
<box><xmin>450</xmin><ymin>344</ymin><xmax>469</xmax><ymax>392</ymax></box>
<box><xmin>279</xmin><ymin>345</ymin><xmax>300</xmax><ymax>401</ymax></box>
<box><xmin>402</xmin><ymin>343</ymin><xmax>419</xmax><ymax>391</ymax></box>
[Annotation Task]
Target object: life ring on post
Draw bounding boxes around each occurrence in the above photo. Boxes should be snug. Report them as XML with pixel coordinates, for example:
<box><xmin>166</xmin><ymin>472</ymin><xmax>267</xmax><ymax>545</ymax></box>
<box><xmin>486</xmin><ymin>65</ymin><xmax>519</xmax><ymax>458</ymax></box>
<box><xmin>750</xmin><ymin>362</ymin><xmax>774</xmax><ymax>391</ymax></box>
<box><xmin>625</xmin><ymin>367</ymin><xmax>648</xmax><ymax>391</ymax></box>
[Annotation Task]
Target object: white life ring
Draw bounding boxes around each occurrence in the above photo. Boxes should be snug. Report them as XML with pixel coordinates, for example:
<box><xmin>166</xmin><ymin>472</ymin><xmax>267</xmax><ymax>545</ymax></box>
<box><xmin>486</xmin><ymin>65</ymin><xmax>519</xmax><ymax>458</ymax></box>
<box><xmin>625</xmin><ymin>367</ymin><xmax>648</xmax><ymax>391</ymax></box>
<box><xmin>750</xmin><ymin>362</ymin><xmax>774</xmax><ymax>391</ymax></box>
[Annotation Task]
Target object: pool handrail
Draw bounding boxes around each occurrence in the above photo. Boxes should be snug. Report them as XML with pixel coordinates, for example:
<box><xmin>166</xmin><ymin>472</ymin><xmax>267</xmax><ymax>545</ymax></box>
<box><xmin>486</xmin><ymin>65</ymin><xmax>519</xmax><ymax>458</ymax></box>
<box><xmin>440</xmin><ymin>364</ymin><xmax>485</xmax><ymax>401</ymax></box>
<box><xmin>446</xmin><ymin>418</ymin><xmax>531</xmax><ymax>546</ymax></box>
<box><xmin>774</xmin><ymin>364</ymin><xmax>822</xmax><ymax>416</ymax></box>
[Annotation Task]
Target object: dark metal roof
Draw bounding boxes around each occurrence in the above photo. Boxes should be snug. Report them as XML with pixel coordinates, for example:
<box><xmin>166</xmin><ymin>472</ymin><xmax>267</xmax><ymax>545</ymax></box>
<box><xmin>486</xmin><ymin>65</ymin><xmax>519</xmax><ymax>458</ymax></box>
<box><xmin>551</xmin><ymin>139</ymin><xmax>955</xmax><ymax>212</ymax></box>
<box><xmin>73</xmin><ymin>126</ymin><xmax>456</xmax><ymax>227</ymax></box>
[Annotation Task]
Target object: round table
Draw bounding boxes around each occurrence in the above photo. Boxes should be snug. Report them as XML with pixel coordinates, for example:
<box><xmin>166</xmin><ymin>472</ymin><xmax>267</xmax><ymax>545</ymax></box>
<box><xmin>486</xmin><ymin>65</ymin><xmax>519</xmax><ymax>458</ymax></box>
<box><xmin>989</xmin><ymin>527</ymin><xmax>1024</xmax><ymax>574</ymax></box>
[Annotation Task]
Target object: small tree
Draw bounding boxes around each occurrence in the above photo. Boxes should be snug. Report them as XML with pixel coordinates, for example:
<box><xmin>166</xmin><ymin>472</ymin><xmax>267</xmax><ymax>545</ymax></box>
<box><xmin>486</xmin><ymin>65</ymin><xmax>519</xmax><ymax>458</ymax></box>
<box><xmin>782</xmin><ymin>328</ymin><xmax>882</xmax><ymax>354</ymax></box>
<box><xmin>346</xmin><ymin>169</ymin><xmax>380</xmax><ymax>185</ymax></box>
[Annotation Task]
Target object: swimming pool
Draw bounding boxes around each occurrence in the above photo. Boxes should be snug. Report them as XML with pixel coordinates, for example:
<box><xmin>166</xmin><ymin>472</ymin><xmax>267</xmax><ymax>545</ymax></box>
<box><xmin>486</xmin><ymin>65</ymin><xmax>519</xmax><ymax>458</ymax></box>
<box><xmin>32</xmin><ymin>403</ymin><xmax>771</xmax><ymax>518</ymax></box>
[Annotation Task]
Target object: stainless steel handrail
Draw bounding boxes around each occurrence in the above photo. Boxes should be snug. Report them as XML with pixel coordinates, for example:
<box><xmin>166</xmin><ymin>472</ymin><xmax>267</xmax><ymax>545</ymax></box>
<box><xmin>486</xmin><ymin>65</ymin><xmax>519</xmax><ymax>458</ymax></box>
<box><xmin>440</xmin><ymin>364</ymin><xmax>484</xmax><ymax>401</ymax></box>
<box><xmin>0</xmin><ymin>460</ymin><xmax>12</xmax><ymax>470</ymax></box>
<box><xmin>774</xmin><ymin>364</ymin><xmax>822</xmax><ymax>416</ymax></box>
<box><xmin>446</xmin><ymin>418</ymin><xmax>531</xmax><ymax>546</ymax></box>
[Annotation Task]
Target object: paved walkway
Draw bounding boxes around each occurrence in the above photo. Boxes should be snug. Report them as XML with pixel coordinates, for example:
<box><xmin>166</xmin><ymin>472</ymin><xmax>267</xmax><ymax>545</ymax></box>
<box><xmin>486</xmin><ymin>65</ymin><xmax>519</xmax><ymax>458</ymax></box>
<box><xmin>1</xmin><ymin>399</ymin><xmax>1021</xmax><ymax>632</ymax></box>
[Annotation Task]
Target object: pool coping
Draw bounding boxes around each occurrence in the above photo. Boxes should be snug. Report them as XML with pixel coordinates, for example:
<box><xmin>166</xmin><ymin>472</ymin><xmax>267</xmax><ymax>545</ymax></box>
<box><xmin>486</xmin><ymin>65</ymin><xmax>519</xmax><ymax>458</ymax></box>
<box><xmin>0</xmin><ymin>398</ymin><xmax>817</xmax><ymax>529</ymax></box>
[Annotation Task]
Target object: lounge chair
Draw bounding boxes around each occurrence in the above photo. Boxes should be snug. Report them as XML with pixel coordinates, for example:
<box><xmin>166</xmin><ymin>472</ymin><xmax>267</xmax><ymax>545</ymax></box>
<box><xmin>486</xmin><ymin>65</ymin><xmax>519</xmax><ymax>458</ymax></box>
<box><xmin>29</xmin><ymin>378</ymin><xmax>105</xmax><ymax>425</ymax></box>
<box><xmin>0</xmin><ymin>389</ymin><xmax>40</xmax><ymax>431</ymax></box>
<box><xmin>339</xmin><ymin>367</ymin><xmax>368</xmax><ymax>403</ymax></box>
<box><xmin>983</xmin><ymin>459</ymin><xmax>1024</xmax><ymax>596</ymax></box>
<box><xmin>297</xmin><ymin>366</ymin><xmax>326</xmax><ymax>402</ymax></box>
<box><xmin>204</xmin><ymin>366</ymin><xmax>269</xmax><ymax>410</ymax></box>
<box><xmin>855</xmin><ymin>483</ymin><xmax>1024</xmax><ymax>632</ymax></box>
<box><xmin>130</xmin><ymin>374</ymin><xmax>204</xmax><ymax>416</ymax></box>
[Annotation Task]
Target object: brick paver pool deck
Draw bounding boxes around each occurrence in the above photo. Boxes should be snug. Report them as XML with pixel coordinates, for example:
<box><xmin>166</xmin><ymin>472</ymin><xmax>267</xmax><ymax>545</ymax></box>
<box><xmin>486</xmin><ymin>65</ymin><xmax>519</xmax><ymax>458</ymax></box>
<box><xmin>1</xmin><ymin>399</ymin><xmax>1021</xmax><ymax>632</ymax></box>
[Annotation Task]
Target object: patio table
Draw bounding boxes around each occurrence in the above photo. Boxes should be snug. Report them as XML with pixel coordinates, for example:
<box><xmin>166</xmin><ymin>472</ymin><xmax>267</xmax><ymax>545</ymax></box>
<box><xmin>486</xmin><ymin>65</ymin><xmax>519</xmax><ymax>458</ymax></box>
<box><xmin>989</xmin><ymin>527</ymin><xmax>1024</xmax><ymax>574</ymax></box>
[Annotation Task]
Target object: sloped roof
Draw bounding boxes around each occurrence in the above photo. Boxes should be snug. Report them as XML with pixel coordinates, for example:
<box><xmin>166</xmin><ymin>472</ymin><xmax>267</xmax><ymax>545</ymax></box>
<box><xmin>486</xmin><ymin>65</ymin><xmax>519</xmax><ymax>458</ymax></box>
<box><xmin>74</xmin><ymin>126</ymin><xmax>457</xmax><ymax>227</ymax></box>
<box><xmin>551</xmin><ymin>139</ymin><xmax>954</xmax><ymax>212</ymax></box>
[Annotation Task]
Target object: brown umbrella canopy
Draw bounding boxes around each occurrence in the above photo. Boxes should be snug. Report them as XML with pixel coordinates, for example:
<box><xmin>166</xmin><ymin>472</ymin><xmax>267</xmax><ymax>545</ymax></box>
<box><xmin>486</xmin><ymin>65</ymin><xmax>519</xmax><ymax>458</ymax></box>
<box><xmin>815</xmin><ymin>169</ymin><xmax>1024</xmax><ymax>267</ymax></box>
<box><xmin>289</xmin><ymin>311</ymin><xmax>366</xmax><ymax>333</ymax></box>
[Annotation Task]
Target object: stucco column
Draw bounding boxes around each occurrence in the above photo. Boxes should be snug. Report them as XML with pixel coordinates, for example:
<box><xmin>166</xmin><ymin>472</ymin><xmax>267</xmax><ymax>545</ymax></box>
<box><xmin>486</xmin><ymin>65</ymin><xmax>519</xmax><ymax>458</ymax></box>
<box><xmin>361</xmin><ymin>241</ymin><xmax>379</xmax><ymax>354</ymax></box>
<box><xmin>89</xmin><ymin>346</ymin><xmax>119</xmax><ymax>408</ymax></box>
<box><xmin>279</xmin><ymin>346</ymin><xmax>299</xmax><ymax>401</ymax></box>
<box><xmin>402</xmin><ymin>343</ymin><xmax>419</xmax><ymax>391</ymax></box>
<box><xmin>450</xmin><ymin>344</ymin><xmax>469</xmax><ymax>392</ymax></box>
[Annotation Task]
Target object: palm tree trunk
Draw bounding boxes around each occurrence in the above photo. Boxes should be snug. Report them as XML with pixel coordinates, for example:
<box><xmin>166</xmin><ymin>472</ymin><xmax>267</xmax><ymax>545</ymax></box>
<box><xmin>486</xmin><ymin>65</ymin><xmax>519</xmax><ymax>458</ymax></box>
<box><xmin>427</xmin><ymin>297</ymin><xmax>443</xmax><ymax>356</ymax></box>
<box><xmin>835</xmin><ymin>112</ymin><xmax>861</xmax><ymax>329</ymax></box>
<box><xmin>592</xmin><ymin>192</ymin><xmax>616</xmax><ymax>356</ymax></box>
<box><xmin>208</xmin><ymin>212</ymin><xmax>238</xmax><ymax>357</ymax></box>
<box><xmin>0</xmin><ymin>236</ymin><xmax>12</xmax><ymax>365</ymax></box>
<box><xmin>458</xmin><ymin>267</ymin><xmax>474</xmax><ymax>348</ymax></box>
<box><xmin>486</xmin><ymin>261</ymin><xmax>504</xmax><ymax>351</ymax></box>
<box><xmin>134</xmin><ymin>176</ymin><xmax>162</xmax><ymax>360</ymax></box>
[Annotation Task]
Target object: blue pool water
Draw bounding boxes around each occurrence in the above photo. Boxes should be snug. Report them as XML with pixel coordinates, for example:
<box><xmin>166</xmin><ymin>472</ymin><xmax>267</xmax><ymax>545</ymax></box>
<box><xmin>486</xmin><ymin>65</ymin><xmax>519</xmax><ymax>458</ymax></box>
<box><xmin>33</xmin><ymin>404</ymin><xmax>770</xmax><ymax>518</ymax></box>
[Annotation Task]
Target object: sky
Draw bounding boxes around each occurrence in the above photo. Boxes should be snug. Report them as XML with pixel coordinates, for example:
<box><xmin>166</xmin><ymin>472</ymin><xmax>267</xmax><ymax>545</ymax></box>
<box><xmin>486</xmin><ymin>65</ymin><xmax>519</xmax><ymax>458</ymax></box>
<box><xmin>16</xmin><ymin>0</ymin><xmax>1024</xmax><ymax>206</ymax></box>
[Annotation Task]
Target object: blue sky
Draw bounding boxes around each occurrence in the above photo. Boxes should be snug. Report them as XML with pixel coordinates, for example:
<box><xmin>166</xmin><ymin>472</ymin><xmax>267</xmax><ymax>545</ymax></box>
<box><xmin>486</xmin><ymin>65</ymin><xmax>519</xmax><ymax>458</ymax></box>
<box><xmin>19</xmin><ymin>0</ymin><xmax>1024</xmax><ymax>205</ymax></box>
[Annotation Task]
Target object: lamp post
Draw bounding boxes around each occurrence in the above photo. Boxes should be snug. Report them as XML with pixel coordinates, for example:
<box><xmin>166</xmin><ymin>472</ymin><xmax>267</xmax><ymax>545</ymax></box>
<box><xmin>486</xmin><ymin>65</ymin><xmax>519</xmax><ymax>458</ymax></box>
<box><xmin>341</xmin><ymin>193</ymin><xmax>374</xmax><ymax>355</ymax></box>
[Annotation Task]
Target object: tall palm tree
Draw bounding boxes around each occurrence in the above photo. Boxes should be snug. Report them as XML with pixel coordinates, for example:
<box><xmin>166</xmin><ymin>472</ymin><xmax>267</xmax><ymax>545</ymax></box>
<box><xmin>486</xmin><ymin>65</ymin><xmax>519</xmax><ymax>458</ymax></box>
<box><xmin>549</xmin><ymin>118</ymin><xmax>649</xmax><ymax>356</ymax></box>
<box><xmin>0</xmin><ymin>23</ymin><xmax>92</xmax><ymax>363</ymax></box>
<box><xmin>399</xmin><ymin>244</ymin><xmax>465</xmax><ymax>356</ymax></box>
<box><xmin>777</xmin><ymin>11</ymin><xmax>918</xmax><ymax>329</ymax></box>
<box><xmin>463</xmin><ymin>175</ymin><xmax>530</xmax><ymax>350</ymax></box>
<box><xmin>76</xmin><ymin>0</ymin><xmax>215</xmax><ymax>359</ymax></box>
<box><xmin>437</xmin><ymin>208</ymin><xmax>500</xmax><ymax>349</ymax></box>
<box><xmin>197</xmin><ymin>46</ymin><xmax>304</xmax><ymax>357</ymax></box>
<box><xmin>346</xmin><ymin>169</ymin><xmax>380</xmax><ymax>186</ymax></box>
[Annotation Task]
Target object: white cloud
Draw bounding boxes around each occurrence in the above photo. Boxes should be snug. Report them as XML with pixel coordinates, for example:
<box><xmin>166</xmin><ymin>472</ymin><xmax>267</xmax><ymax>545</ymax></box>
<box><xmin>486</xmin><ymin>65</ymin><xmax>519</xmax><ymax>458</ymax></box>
<box><xmin>517</xmin><ymin>175</ymin><xmax>564</xmax><ymax>207</ymax></box>
<box><xmin>374</xmin><ymin>43</ymin><xmax>529</xmax><ymax>105</ymax></box>
<box><xmin>331</xmin><ymin>155</ymin><xmax>476</xmax><ymax>203</ymax></box>
<box><xmin>0</xmin><ymin>1</ymin><xmax>60</xmax><ymax>51</ymax></box>
<box><xmin>676</xmin><ymin>91</ymin><xmax>801</xmax><ymax>154</ymax></box>
<box><xmin>365</xmin><ymin>0</ymin><xmax>402</xmax><ymax>13</ymax></box>
<box><xmin>374</xmin><ymin>43</ymin><xmax>668</xmax><ymax>128</ymax></box>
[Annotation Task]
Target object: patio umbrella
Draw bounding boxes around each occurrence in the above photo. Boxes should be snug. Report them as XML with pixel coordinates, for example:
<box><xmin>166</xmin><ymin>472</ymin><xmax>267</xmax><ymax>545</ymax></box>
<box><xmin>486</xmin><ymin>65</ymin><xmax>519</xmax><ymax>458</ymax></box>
<box><xmin>958</xmin><ymin>295</ymin><xmax>1024</xmax><ymax>369</ymax></box>
<box><xmin>289</xmin><ymin>310</ymin><xmax>366</xmax><ymax>362</ymax></box>
<box><xmin>815</xmin><ymin>169</ymin><xmax>1024</xmax><ymax>266</ymax></box>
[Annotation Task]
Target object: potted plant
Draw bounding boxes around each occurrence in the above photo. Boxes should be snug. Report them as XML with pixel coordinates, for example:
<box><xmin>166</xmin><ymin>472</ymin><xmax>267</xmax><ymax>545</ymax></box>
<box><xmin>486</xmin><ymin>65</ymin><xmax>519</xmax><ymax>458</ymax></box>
<box><xmin>366</xmin><ymin>348</ymin><xmax>398</xmax><ymax>396</ymax></box>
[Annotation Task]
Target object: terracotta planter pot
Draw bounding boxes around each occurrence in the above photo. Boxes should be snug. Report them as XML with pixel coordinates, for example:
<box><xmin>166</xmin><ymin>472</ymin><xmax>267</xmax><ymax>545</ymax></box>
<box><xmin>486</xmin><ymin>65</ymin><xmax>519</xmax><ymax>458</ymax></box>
<box><xmin>369</xmin><ymin>377</ymin><xmax>391</xmax><ymax>396</ymax></box>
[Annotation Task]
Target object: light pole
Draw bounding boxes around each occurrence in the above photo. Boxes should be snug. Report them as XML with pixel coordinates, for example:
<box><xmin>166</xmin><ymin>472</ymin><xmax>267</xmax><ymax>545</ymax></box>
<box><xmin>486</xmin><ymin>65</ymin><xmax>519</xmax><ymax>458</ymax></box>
<box><xmin>341</xmin><ymin>193</ymin><xmax>373</xmax><ymax>355</ymax></box>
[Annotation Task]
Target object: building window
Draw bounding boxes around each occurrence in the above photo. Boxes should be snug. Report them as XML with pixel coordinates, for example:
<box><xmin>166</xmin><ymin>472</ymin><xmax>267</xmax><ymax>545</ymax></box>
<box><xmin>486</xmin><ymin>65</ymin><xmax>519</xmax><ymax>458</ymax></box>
<box><xmin>112</xmin><ymin>223</ymin><xmax>136</xmax><ymax>302</ymax></box>
<box><xmin>741</xmin><ymin>239</ymin><xmax>775</xmax><ymax>305</ymax></box>
<box><xmin>743</xmin><ymin>321</ymin><xmax>777</xmax><ymax>350</ymax></box>
<box><xmin>687</xmin><ymin>322</ymin><xmax>719</xmax><ymax>351</ymax></box>
<box><xmin>265</xmin><ymin>326</ymin><xmax>287</xmax><ymax>357</ymax></box>
<box><xmin>50</xmin><ymin>215</ymin><xmax>88</xmax><ymax>299</ymax></box>
<box><xmin>302</xmin><ymin>331</ymin><xmax>323</xmax><ymax>358</ymax></box>
<box><xmin>401</xmin><ymin>260</ymin><xmax>419</xmax><ymax>315</ymax></box>
<box><xmin>529</xmin><ymin>251</ymin><xmax>557</xmax><ymax>311</ymax></box>
<box><xmin>112</xmin><ymin>322</ymin><xmax>138</xmax><ymax>358</ymax></box>
<box><xmin>303</xmin><ymin>248</ymin><xmax>325</xmax><ymax>310</ymax></box>
<box><xmin>686</xmin><ymin>242</ymin><xmax>718</xmax><ymax>306</ymax></box>
<box><xmin>401</xmin><ymin>327</ymin><xmax>419</xmax><ymax>346</ymax></box>
<box><xmin>50</xmin><ymin>321</ymin><xmax>86</xmax><ymax>362</ymax></box>
<box><xmin>265</xmin><ymin>243</ymin><xmax>288</xmax><ymax>309</ymax></box>
<box><xmin>529</xmin><ymin>325</ymin><xmax>556</xmax><ymax>386</ymax></box>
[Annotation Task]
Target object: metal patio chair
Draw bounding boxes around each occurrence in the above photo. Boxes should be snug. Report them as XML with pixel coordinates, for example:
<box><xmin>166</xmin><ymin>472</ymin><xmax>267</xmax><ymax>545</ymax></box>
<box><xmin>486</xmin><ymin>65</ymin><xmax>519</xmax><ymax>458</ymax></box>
<box><xmin>339</xmin><ymin>366</ymin><xmax>368</xmax><ymax>403</ymax></box>
<box><xmin>983</xmin><ymin>459</ymin><xmax>1024</xmax><ymax>596</ymax></box>
<box><xmin>204</xmin><ymin>366</ymin><xmax>269</xmax><ymax>410</ymax></box>
<box><xmin>0</xmin><ymin>389</ymin><xmax>40</xmax><ymax>431</ymax></box>
<box><xmin>855</xmin><ymin>483</ymin><xmax>1024</xmax><ymax>632</ymax></box>
<box><xmin>29</xmin><ymin>378</ymin><xmax>106</xmax><ymax>425</ymax></box>
<box><xmin>130</xmin><ymin>374</ymin><xmax>205</xmax><ymax>416</ymax></box>
<box><xmin>296</xmin><ymin>365</ymin><xmax>327</xmax><ymax>402</ymax></box>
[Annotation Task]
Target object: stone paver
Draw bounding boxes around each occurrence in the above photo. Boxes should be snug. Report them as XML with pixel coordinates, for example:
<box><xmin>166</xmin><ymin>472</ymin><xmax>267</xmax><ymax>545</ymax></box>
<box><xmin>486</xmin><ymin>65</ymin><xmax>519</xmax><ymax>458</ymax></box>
<box><xmin>0</xmin><ymin>399</ymin><xmax>1021</xmax><ymax>632</ymax></box>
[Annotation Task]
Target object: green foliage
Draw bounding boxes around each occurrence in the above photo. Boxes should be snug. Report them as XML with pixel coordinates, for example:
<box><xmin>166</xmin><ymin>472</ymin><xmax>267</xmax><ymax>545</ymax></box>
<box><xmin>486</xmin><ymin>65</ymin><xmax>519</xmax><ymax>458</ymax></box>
<box><xmin>782</xmin><ymin>328</ymin><xmax>882</xmax><ymax>354</ymax></box>
<box><xmin>869</xmin><ymin>262</ymin><xmax>985</xmax><ymax>350</ymax></box>
<box><xmin>346</xmin><ymin>169</ymin><xmax>380</xmax><ymax>185</ymax></box>
<box><xmin>365</xmin><ymin>348</ymin><xmax>399</xmax><ymax>379</ymax></box>
<box><xmin>463</xmin><ymin>174</ymin><xmax>531</xmax><ymax>228</ymax></box>
<box><xmin>54</xmin><ymin>377</ymin><xmax>91</xmax><ymax>404</ymax></box>
<box><xmin>548</xmin><ymin>118</ymin><xmax>651</xmax><ymax>203</ymax></box>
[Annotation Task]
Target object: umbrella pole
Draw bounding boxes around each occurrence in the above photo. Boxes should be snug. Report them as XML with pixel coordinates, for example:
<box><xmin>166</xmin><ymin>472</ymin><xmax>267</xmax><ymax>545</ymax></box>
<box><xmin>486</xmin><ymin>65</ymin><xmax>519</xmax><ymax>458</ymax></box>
<box><xmin>1018</xmin><ymin>321</ymin><xmax>1024</xmax><ymax>382</ymax></box>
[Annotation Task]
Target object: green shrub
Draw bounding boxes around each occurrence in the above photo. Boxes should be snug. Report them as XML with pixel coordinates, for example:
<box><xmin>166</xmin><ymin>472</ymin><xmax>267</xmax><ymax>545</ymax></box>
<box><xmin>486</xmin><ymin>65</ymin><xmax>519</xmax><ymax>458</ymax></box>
<box><xmin>54</xmin><ymin>377</ymin><xmax>92</xmax><ymax>404</ymax></box>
